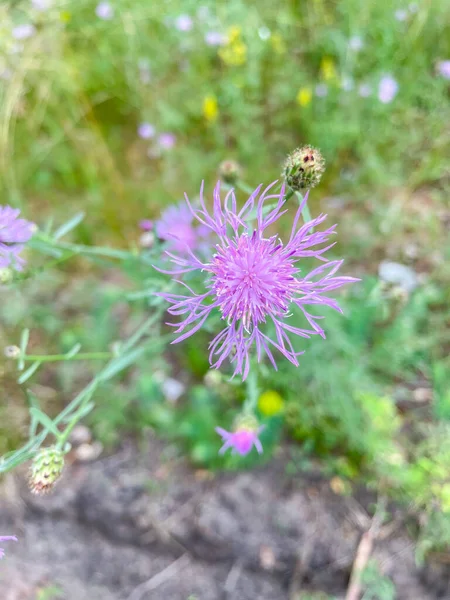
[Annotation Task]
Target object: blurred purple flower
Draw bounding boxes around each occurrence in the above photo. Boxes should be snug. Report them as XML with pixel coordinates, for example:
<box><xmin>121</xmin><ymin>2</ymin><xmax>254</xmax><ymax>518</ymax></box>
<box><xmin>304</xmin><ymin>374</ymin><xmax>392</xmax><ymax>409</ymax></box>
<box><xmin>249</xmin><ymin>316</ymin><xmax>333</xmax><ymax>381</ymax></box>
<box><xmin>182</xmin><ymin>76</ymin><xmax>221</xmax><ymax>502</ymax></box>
<box><xmin>436</xmin><ymin>60</ymin><xmax>450</xmax><ymax>80</ymax></box>
<box><xmin>138</xmin><ymin>122</ymin><xmax>155</xmax><ymax>140</ymax></box>
<box><xmin>358</xmin><ymin>83</ymin><xmax>372</xmax><ymax>97</ymax></box>
<box><xmin>139</xmin><ymin>219</ymin><xmax>153</xmax><ymax>231</ymax></box>
<box><xmin>12</xmin><ymin>24</ymin><xmax>36</xmax><ymax>40</ymax></box>
<box><xmin>216</xmin><ymin>425</ymin><xmax>264</xmax><ymax>456</ymax></box>
<box><xmin>315</xmin><ymin>83</ymin><xmax>328</xmax><ymax>97</ymax></box>
<box><xmin>0</xmin><ymin>206</ymin><xmax>35</xmax><ymax>271</ymax></box>
<box><xmin>348</xmin><ymin>36</ymin><xmax>363</xmax><ymax>52</ymax></box>
<box><xmin>95</xmin><ymin>2</ymin><xmax>114</xmax><ymax>20</ymax></box>
<box><xmin>156</xmin><ymin>202</ymin><xmax>210</xmax><ymax>255</ymax></box>
<box><xmin>205</xmin><ymin>31</ymin><xmax>225</xmax><ymax>46</ymax></box>
<box><xmin>158</xmin><ymin>133</ymin><xmax>176</xmax><ymax>150</ymax></box>
<box><xmin>32</xmin><ymin>0</ymin><xmax>52</xmax><ymax>9</ymax></box>
<box><xmin>395</xmin><ymin>9</ymin><xmax>408</xmax><ymax>21</ymax></box>
<box><xmin>156</xmin><ymin>181</ymin><xmax>358</xmax><ymax>379</ymax></box>
<box><xmin>378</xmin><ymin>75</ymin><xmax>398</xmax><ymax>103</ymax></box>
<box><xmin>341</xmin><ymin>76</ymin><xmax>354</xmax><ymax>91</ymax></box>
<box><xmin>0</xmin><ymin>536</ymin><xmax>17</xmax><ymax>559</ymax></box>
<box><xmin>175</xmin><ymin>15</ymin><xmax>193</xmax><ymax>32</ymax></box>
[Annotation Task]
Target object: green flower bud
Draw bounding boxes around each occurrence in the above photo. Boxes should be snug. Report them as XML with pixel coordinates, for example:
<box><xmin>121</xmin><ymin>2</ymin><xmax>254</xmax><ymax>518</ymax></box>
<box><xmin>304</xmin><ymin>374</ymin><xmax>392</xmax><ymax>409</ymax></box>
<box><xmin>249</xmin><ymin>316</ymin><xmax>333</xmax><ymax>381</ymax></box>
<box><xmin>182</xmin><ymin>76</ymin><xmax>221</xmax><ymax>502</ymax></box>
<box><xmin>219</xmin><ymin>159</ymin><xmax>242</xmax><ymax>185</ymax></box>
<box><xmin>29</xmin><ymin>446</ymin><xmax>65</xmax><ymax>495</ymax></box>
<box><xmin>283</xmin><ymin>145</ymin><xmax>325</xmax><ymax>190</ymax></box>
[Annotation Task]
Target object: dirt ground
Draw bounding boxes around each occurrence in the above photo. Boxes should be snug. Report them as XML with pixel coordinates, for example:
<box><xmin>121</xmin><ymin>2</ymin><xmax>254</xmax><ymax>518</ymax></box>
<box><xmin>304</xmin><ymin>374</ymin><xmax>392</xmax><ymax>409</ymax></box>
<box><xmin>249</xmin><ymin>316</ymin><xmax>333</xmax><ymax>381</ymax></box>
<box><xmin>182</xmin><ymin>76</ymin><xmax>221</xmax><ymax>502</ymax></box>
<box><xmin>0</xmin><ymin>435</ymin><xmax>445</xmax><ymax>600</ymax></box>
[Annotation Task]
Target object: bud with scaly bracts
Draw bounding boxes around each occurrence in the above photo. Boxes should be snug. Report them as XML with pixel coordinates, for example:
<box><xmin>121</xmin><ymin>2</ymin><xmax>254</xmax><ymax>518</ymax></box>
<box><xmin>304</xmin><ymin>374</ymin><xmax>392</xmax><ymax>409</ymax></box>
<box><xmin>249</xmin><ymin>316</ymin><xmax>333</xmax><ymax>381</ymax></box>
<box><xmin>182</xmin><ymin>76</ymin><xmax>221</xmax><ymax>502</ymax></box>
<box><xmin>218</xmin><ymin>159</ymin><xmax>242</xmax><ymax>186</ymax></box>
<box><xmin>283</xmin><ymin>145</ymin><xmax>325</xmax><ymax>191</ymax></box>
<box><xmin>29</xmin><ymin>446</ymin><xmax>65</xmax><ymax>495</ymax></box>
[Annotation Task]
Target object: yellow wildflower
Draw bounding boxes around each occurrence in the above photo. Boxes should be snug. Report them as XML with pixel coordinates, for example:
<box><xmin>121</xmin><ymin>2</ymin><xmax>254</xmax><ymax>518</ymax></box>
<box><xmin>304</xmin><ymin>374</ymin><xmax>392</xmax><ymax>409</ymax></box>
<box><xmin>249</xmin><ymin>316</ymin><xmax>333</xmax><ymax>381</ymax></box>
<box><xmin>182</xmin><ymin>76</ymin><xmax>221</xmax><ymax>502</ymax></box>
<box><xmin>258</xmin><ymin>390</ymin><xmax>284</xmax><ymax>417</ymax></box>
<box><xmin>60</xmin><ymin>10</ymin><xmax>72</xmax><ymax>23</ymax></box>
<box><xmin>296</xmin><ymin>87</ymin><xmax>312</xmax><ymax>107</ymax></box>
<box><xmin>203</xmin><ymin>95</ymin><xmax>218</xmax><ymax>123</ymax></box>
<box><xmin>320</xmin><ymin>56</ymin><xmax>337</xmax><ymax>82</ymax></box>
<box><xmin>219</xmin><ymin>26</ymin><xmax>247</xmax><ymax>66</ymax></box>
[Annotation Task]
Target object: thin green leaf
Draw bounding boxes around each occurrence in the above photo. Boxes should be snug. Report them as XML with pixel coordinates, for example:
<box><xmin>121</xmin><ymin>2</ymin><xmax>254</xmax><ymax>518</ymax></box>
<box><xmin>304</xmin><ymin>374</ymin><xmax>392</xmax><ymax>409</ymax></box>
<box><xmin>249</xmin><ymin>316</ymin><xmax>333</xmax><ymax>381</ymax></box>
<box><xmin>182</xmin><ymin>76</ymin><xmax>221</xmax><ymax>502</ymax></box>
<box><xmin>18</xmin><ymin>361</ymin><xmax>42</xmax><ymax>384</ymax></box>
<box><xmin>53</xmin><ymin>212</ymin><xmax>85</xmax><ymax>240</ymax></box>
<box><xmin>98</xmin><ymin>346</ymin><xmax>146</xmax><ymax>381</ymax></box>
<box><xmin>65</xmin><ymin>343</ymin><xmax>82</xmax><ymax>359</ymax></box>
<box><xmin>29</xmin><ymin>407</ymin><xmax>61</xmax><ymax>440</ymax></box>
<box><xmin>18</xmin><ymin>328</ymin><xmax>30</xmax><ymax>370</ymax></box>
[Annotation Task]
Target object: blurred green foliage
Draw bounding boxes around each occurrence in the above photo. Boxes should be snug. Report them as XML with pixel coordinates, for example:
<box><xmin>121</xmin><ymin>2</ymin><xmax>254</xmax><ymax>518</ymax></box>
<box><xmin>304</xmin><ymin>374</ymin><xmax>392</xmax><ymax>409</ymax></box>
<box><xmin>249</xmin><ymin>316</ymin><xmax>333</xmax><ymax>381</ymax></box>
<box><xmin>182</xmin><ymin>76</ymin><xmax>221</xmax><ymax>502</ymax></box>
<box><xmin>1</xmin><ymin>0</ymin><xmax>450</xmax><ymax>570</ymax></box>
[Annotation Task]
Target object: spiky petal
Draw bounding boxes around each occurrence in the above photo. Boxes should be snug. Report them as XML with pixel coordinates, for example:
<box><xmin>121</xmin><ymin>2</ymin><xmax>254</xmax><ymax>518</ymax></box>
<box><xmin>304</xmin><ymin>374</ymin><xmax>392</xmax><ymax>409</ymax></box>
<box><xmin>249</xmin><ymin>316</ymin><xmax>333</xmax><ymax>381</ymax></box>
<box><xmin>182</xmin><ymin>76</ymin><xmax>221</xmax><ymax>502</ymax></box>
<box><xmin>0</xmin><ymin>206</ymin><xmax>35</xmax><ymax>271</ymax></box>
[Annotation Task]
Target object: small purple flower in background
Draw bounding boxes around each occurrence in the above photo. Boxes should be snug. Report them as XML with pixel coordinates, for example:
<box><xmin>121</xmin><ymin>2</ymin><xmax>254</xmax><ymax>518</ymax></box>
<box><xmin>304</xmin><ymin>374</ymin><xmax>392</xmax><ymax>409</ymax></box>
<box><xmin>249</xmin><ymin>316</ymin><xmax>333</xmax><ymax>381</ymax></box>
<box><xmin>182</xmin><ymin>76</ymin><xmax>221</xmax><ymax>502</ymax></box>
<box><xmin>436</xmin><ymin>60</ymin><xmax>450</xmax><ymax>80</ymax></box>
<box><xmin>138</xmin><ymin>122</ymin><xmax>155</xmax><ymax>140</ymax></box>
<box><xmin>157</xmin><ymin>181</ymin><xmax>357</xmax><ymax>379</ymax></box>
<box><xmin>31</xmin><ymin>0</ymin><xmax>52</xmax><ymax>9</ymax></box>
<box><xmin>158</xmin><ymin>132</ymin><xmax>176</xmax><ymax>150</ymax></box>
<box><xmin>378</xmin><ymin>75</ymin><xmax>398</xmax><ymax>103</ymax></box>
<box><xmin>205</xmin><ymin>31</ymin><xmax>226</xmax><ymax>46</ymax></box>
<box><xmin>348</xmin><ymin>36</ymin><xmax>363</xmax><ymax>52</ymax></box>
<box><xmin>395</xmin><ymin>9</ymin><xmax>408</xmax><ymax>22</ymax></box>
<box><xmin>175</xmin><ymin>15</ymin><xmax>193</xmax><ymax>32</ymax></box>
<box><xmin>0</xmin><ymin>206</ymin><xmax>35</xmax><ymax>271</ymax></box>
<box><xmin>156</xmin><ymin>202</ymin><xmax>210</xmax><ymax>255</ymax></box>
<box><xmin>0</xmin><ymin>536</ymin><xmax>17</xmax><ymax>559</ymax></box>
<box><xmin>358</xmin><ymin>83</ymin><xmax>372</xmax><ymax>98</ymax></box>
<box><xmin>96</xmin><ymin>2</ymin><xmax>114</xmax><ymax>20</ymax></box>
<box><xmin>216</xmin><ymin>416</ymin><xmax>265</xmax><ymax>456</ymax></box>
<box><xmin>315</xmin><ymin>83</ymin><xmax>328</xmax><ymax>98</ymax></box>
<box><xmin>12</xmin><ymin>24</ymin><xmax>36</xmax><ymax>40</ymax></box>
<box><xmin>139</xmin><ymin>219</ymin><xmax>153</xmax><ymax>232</ymax></box>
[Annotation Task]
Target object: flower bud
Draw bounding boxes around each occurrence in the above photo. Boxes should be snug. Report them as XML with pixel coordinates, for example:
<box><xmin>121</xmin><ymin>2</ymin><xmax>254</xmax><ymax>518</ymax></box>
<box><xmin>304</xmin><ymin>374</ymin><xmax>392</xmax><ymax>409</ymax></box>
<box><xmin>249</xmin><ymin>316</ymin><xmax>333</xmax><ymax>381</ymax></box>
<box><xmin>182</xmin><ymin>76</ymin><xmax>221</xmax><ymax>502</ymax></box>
<box><xmin>0</xmin><ymin>268</ymin><xmax>13</xmax><ymax>284</ymax></box>
<box><xmin>283</xmin><ymin>145</ymin><xmax>325</xmax><ymax>190</ymax></box>
<box><xmin>4</xmin><ymin>345</ymin><xmax>20</xmax><ymax>359</ymax></box>
<box><xmin>29</xmin><ymin>446</ymin><xmax>65</xmax><ymax>495</ymax></box>
<box><xmin>218</xmin><ymin>159</ymin><xmax>242</xmax><ymax>185</ymax></box>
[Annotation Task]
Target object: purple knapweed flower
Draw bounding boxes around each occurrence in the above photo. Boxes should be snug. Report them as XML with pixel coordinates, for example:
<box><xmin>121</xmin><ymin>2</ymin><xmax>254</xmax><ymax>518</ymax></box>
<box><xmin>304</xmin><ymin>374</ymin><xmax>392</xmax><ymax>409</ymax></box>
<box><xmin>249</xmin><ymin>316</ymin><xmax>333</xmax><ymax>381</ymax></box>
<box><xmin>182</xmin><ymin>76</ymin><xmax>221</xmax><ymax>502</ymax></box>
<box><xmin>0</xmin><ymin>206</ymin><xmax>35</xmax><ymax>271</ymax></box>
<box><xmin>12</xmin><ymin>24</ymin><xmax>36</xmax><ymax>40</ymax></box>
<box><xmin>138</xmin><ymin>122</ymin><xmax>155</xmax><ymax>140</ymax></box>
<box><xmin>205</xmin><ymin>31</ymin><xmax>226</xmax><ymax>46</ymax></box>
<box><xmin>175</xmin><ymin>15</ymin><xmax>193</xmax><ymax>32</ymax></box>
<box><xmin>139</xmin><ymin>219</ymin><xmax>153</xmax><ymax>231</ymax></box>
<box><xmin>378</xmin><ymin>75</ymin><xmax>398</xmax><ymax>103</ymax></box>
<box><xmin>436</xmin><ymin>60</ymin><xmax>450</xmax><ymax>80</ymax></box>
<box><xmin>0</xmin><ymin>536</ymin><xmax>17</xmax><ymax>559</ymax></box>
<box><xmin>158</xmin><ymin>132</ymin><xmax>176</xmax><ymax>150</ymax></box>
<box><xmin>156</xmin><ymin>202</ymin><xmax>210</xmax><ymax>255</ymax></box>
<box><xmin>156</xmin><ymin>181</ymin><xmax>358</xmax><ymax>379</ymax></box>
<box><xmin>216</xmin><ymin>417</ymin><xmax>264</xmax><ymax>456</ymax></box>
<box><xmin>95</xmin><ymin>2</ymin><xmax>114</xmax><ymax>20</ymax></box>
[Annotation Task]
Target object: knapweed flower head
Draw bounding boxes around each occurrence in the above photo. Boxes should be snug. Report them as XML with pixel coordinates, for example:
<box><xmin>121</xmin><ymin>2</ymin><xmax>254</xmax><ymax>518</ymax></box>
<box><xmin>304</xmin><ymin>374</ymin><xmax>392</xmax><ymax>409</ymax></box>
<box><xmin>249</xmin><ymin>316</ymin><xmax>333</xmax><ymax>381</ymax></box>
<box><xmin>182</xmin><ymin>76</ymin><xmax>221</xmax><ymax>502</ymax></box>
<box><xmin>283</xmin><ymin>146</ymin><xmax>325</xmax><ymax>191</ymax></box>
<box><xmin>218</xmin><ymin>159</ymin><xmax>242</xmax><ymax>185</ymax></box>
<box><xmin>158</xmin><ymin>132</ymin><xmax>176</xmax><ymax>150</ymax></box>
<box><xmin>216</xmin><ymin>414</ymin><xmax>264</xmax><ymax>456</ymax></box>
<box><xmin>378</xmin><ymin>75</ymin><xmax>398</xmax><ymax>103</ymax></box>
<box><xmin>138</xmin><ymin>122</ymin><xmax>155</xmax><ymax>140</ymax></box>
<box><xmin>156</xmin><ymin>202</ymin><xmax>210</xmax><ymax>255</ymax></box>
<box><xmin>0</xmin><ymin>536</ymin><xmax>17</xmax><ymax>559</ymax></box>
<box><xmin>175</xmin><ymin>15</ymin><xmax>193</xmax><ymax>32</ymax></box>
<box><xmin>157</xmin><ymin>180</ymin><xmax>357</xmax><ymax>379</ymax></box>
<box><xmin>0</xmin><ymin>206</ymin><xmax>35</xmax><ymax>271</ymax></box>
<box><xmin>29</xmin><ymin>446</ymin><xmax>65</xmax><ymax>495</ymax></box>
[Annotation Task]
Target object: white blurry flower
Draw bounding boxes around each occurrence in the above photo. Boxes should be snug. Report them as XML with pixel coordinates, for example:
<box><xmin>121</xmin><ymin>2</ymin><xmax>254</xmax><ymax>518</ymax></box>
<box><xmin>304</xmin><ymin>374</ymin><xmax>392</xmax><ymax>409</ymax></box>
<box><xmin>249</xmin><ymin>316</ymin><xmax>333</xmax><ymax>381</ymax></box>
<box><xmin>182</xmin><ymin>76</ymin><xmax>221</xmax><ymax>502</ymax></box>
<box><xmin>12</xmin><ymin>24</ymin><xmax>36</xmax><ymax>40</ymax></box>
<box><xmin>161</xmin><ymin>377</ymin><xmax>185</xmax><ymax>403</ymax></box>
<box><xmin>436</xmin><ymin>60</ymin><xmax>450</xmax><ymax>80</ymax></box>
<box><xmin>315</xmin><ymin>83</ymin><xmax>328</xmax><ymax>97</ymax></box>
<box><xmin>341</xmin><ymin>75</ymin><xmax>354</xmax><ymax>91</ymax></box>
<box><xmin>95</xmin><ymin>2</ymin><xmax>114</xmax><ymax>20</ymax></box>
<box><xmin>395</xmin><ymin>9</ymin><xmax>408</xmax><ymax>22</ymax></box>
<box><xmin>358</xmin><ymin>83</ymin><xmax>372</xmax><ymax>97</ymax></box>
<box><xmin>348</xmin><ymin>36</ymin><xmax>363</xmax><ymax>52</ymax></box>
<box><xmin>378</xmin><ymin>75</ymin><xmax>398</xmax><ymax>103</ymax></box>
<box><xmin>379</xmin><ymin>261</ymin><xmax>418</xmax><ymax>293</ymax></box>
<box><xmin>258</xmin><ymin>26</ymin><xmax>271</xmax><ymax>41</ymax></box>
<box><xmin>205</xmin><ymin>31</ymin><xmax>225</xmax><ymax>46</ymax></box>
<box><xmin>31</xmin><ymin>0</ymin><xmax>52</xmax><ymax>9</ymax></box>
<box><xmin>175</xmin><ymin>15</ymin><xmax>193</xmax><ymax>32</ymax></box>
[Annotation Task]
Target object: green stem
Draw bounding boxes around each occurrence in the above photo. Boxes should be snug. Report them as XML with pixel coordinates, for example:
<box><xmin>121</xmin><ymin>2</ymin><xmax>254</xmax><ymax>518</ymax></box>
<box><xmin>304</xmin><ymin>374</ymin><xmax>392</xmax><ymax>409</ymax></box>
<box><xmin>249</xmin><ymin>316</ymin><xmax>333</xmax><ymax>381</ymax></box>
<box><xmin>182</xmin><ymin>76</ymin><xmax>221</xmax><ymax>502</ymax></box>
<box><xmin>17</xmin><ymin>352</ymin><xmax>113</xmax><ymax>363</ymax></box>
<box><xmin>243</xmin><ymin>362</ymin><xmax>259</xmax><ymax>414</ymax></box>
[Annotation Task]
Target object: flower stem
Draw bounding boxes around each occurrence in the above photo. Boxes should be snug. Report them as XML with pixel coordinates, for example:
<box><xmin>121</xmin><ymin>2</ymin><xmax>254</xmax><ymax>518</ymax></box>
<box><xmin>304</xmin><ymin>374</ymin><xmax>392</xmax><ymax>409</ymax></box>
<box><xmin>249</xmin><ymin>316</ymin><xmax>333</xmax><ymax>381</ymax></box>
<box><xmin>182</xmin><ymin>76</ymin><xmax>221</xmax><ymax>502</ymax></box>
<box><xmin>16</xmin><ymin>352</ymin><xmax>113</xmax><ymax>363</ymax></box>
